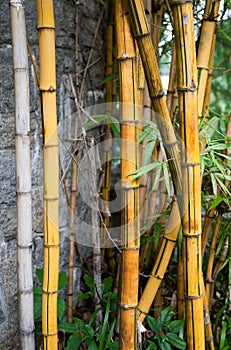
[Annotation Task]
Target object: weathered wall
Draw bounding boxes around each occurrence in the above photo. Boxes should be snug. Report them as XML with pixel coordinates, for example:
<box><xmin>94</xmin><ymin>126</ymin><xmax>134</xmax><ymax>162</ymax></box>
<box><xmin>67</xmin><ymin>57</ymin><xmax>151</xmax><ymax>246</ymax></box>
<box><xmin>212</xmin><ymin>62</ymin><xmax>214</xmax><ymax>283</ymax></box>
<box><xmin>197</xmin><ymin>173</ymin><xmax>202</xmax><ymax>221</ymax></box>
<box><xmin>0</xmin><ymin>1</ymin><xmax>105</xmax><ymax>348</ymax></box>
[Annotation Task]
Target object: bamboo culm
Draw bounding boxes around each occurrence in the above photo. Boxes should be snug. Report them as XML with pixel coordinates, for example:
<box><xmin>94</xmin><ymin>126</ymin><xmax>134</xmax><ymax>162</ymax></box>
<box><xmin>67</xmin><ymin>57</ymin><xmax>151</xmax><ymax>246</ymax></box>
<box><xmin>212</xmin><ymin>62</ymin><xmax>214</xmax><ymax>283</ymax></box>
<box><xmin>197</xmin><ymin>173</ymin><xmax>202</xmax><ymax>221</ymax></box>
<box><xmin>10</xmin><ymin>1</ymin><xmax>35</xmax><ymax>348</ymax></box>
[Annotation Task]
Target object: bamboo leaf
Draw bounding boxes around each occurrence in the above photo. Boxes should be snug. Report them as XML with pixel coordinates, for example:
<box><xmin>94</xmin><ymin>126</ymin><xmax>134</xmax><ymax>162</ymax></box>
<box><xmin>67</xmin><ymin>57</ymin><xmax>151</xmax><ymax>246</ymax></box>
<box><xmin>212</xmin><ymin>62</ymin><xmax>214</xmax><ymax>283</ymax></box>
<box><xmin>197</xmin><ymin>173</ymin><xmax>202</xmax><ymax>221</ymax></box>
<box><xmin>66</xmin><ymin>333</ymin><xmax>82</xmax><ymax>350</ymax></box>
<box><xmin>108</xmin><ymin>115</ymin><xmax>120</xmax><ymax>137</ymax></box>
<box><xmin>166</xmin><ymin>333</ymin><xmax>186</xmax><ymax>349</ymax></box>
<box><xmin>219</xmin><ymin>321</ymin><xmax>227</xmax><ymax>349</ymax></box>
<box><xmin>58</xmin><ymin>271</ymin><xmax>67</xmax><ymax>290</ymax></box>
<box><xmin>36</xmin><ymin>268</ymin><xmax>43</xmax><ymax>284</ymax></box>
<box><xmin>57</xmin><ymin>296</ymin><xmax>66</xmax><ymax>321</ymax></box>
<box><xmin>162</xmin><ymin>162</ymin><xmax>171</xmax><ymax>197</ymax></box>
<box><xmin>151</xmin><ymin>164</ymin><xmax>163</xmax><ymax>191</ymax></box>
<box><xmin>99</xmin><ymin>72</ymin><xmax>117</xmax><ymax>86</ymax></box>
<box><xmin>130</xmin><ymin>162</ymin><xmax>162</xmax><ymax>180</ymax></box>
<box><xmin>210</xmin><ymin>173</ymin><xmax>218</xmax><ymax>195</ymax></box>
<box><xmin>99</xmin><ymin>299</ymin><xmax>110</xmax><ymax>350</ymax></box>
<box><xmin>209</xmin><ymin>196</ymin><xmax>224</xmax><ymax>210</ymax></box>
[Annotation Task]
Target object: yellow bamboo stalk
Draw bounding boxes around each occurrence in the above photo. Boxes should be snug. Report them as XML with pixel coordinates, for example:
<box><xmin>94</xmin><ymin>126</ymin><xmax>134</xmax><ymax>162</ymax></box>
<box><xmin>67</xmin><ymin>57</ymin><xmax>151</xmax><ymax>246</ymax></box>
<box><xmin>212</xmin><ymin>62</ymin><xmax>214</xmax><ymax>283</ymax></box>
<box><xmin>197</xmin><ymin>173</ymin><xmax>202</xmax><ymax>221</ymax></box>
<box><xmin>170</xmin><ymin>1</ymin><xmax>205</xmax><ymax>348</ymax></box>
<box><xmin>197</xmin><ymin>0</ymin><xmax>220</xmax><ymax>117</ymax></box>
<box><xmin>36</xmin><ymin>1</ymin><xmax>59</xmax><ymax>349</ymax></box>
<box><xmin>126</xmin><ymin>0</ymin><xmax>182</xmax><ymax>201</ymax></box>
<box><xmin>115</xmin><ymin>1</ymin><xmax>140</xmax><ymax>348</ymax></box>
<box><xmin>205</xmin><ymin>212</ymin><xmax>222</xmax><ymax>306</ymax></box>
<box><xmin>137</xmin><ymin>198</ymin><xmax>180</xmax><ymax>322</ymax></box>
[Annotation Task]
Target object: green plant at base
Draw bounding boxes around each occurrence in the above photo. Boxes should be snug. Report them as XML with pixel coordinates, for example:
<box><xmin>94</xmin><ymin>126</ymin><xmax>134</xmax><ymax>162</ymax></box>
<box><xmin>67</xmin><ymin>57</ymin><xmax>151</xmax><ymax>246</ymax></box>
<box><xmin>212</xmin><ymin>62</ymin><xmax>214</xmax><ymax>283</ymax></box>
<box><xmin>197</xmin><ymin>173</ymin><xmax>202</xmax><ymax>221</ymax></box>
<box><xmin>59</xmin><ymin>274</ymin><xmax>118</xmax><ymax>350</ymax></box>
<box><xmin>145</xmin><ymin>306</ymin><xmax>186</xmax><ymax>350</ymax></box>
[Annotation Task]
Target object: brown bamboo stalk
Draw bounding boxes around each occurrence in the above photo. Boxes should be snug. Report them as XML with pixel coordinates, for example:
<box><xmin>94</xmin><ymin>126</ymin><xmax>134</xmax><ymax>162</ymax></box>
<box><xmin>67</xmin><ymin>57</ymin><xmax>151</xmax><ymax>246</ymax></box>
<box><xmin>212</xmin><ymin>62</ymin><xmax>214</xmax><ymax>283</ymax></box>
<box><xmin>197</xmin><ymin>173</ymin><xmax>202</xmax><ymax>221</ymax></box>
<box><xmin>202</xmin><ymin>279</ymin><xmax>215</xmax><ymax>350</ymax></box>
<box><xmin>152</xmin><ymin>0</ymin><xmax>165</xmax><ymax>56</ymax></box>
<box><xmin>170</xmin><ymin>1</ymin><xmax>205</xmax><ymax>348</ymax></box>
<box><xmin>137</xmin><ymin>198</ymin><xmax>180</xmax><ymax>322</ymax></box>
<box><xmin>126</xmin><ymin>0</ymin><xmax>182</xmax><ymax>202</ymax></box>
<box><xmin>197</xmin><ymin>0</ymin><xmax>220</xmax><ymax>117</ymax></box>
<box><xmin>36</xmin><ymin>1</ymin><xmax>59</xmax><ymax>349</ymax></box>
<box><xmin>10</xmin><ymin>1</ymin><xmax>35</xmax><ymax>348</ymax></box>
<box><xmin>115</xmin><ymin>1</ymin><xmax>140</xmax><ymax>348</ymax></box>
<box><xmin>205</xmin><ymin>212</ymin><xmax>222</xmax><ymax>306</ymax></box>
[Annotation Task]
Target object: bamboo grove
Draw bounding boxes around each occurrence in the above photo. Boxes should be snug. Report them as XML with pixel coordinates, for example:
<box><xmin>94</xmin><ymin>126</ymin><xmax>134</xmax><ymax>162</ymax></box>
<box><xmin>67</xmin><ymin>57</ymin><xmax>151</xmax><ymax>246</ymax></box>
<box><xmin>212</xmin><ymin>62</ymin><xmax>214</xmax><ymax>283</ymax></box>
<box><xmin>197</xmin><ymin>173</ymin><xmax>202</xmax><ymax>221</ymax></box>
<box><xmin>8</xmin><ymin>0</ymin><xmax>231</xmax><ymax>349</ymax></box>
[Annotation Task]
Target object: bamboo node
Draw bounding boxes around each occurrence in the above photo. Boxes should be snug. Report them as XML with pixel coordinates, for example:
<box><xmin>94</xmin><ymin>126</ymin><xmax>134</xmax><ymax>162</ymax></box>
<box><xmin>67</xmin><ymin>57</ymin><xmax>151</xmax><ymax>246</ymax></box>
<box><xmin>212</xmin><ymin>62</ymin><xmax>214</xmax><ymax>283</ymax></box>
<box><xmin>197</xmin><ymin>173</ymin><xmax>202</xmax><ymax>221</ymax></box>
<box><xmin>189</xmin><ymin>82</ymin><xmax>197</xmax><ymax>92</ymax></box>
<box><xmin>42</xmin><ymin>289</ymin><xmax>58</xmax><ymax>294</ymax></box>
<box><xmin>48</xmin><ymin>85</ymin><xmax>55</xmax><ymax>92</ymax></box>
<box><xmin>150</xmin><ymin>91</ymin><xmax>165</xmax><ymax>99</ymax></box>
<box><xmin>120</xmin><ymin>119</ymin><xmax>139</xmax><ymax>124</ymax></box>
<box><xmin>181</xmin><ymin>162</ymin><xmax>201</xmax><ymax>167</ymax></box>
<box><xmin>120</xmin><ymin>304</ymin><xmax>137</xmax><ymax>310</ymax></box>
<box><xmin>185</xmin><ymin>294</ymin><xmax>203</xmax><ymax>300</ymax></box>
<box><xmin>43</xmin><ymin>332</ymin><xmax>58</xmax><ymax>337</ymax></box>
<box><xmin>44</xmin><ymin>243</ymin><xmax>60</xmax><ymax>248</ymax></box>
<box><xmin>17</xmin><ymin>243</ymin><xmax>33</xmax><ymax>249</ymax></box>
<box><xmin>206</xmin><ymin>278</ymin><xmax>214</xmax><ymax>284</ymax></box>
<box><xmin>182</xmin><ymin>232</ymin><xmax>201</xmax><ymax>238</ymax></box>
<box><xmin>20</xmin><ymin>328</ymin><xmax>35</xmax><ymax>336</ymax></box>
<box><xmin>19</xmin><ymin>287</ymin><xmax>34</xmax><ymax>294</ymax></box>
<box><xmin>120</xmin><ymin>247</ymin><xmax>139</xmax><ymax>251</ymax></box>
<box><xmin>137</xmin><ymin>307</ymin><xmax>148</xmax><ymax>315</ymax></box>
<box><xmin>134</xmin><ymin>32</ymin><xmax>150</xmax><ymax>40</ymax></box>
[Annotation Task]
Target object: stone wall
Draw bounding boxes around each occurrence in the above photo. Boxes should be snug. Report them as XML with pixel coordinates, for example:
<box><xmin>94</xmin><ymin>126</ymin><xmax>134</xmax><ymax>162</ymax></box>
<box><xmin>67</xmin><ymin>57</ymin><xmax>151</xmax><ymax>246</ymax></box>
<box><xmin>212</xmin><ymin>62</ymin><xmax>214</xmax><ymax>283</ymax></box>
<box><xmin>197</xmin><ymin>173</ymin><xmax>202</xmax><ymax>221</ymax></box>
<box><xmin>0</xmin><ymin>1</ymin><xmax>105</xmax><ymax>348</ymax></box>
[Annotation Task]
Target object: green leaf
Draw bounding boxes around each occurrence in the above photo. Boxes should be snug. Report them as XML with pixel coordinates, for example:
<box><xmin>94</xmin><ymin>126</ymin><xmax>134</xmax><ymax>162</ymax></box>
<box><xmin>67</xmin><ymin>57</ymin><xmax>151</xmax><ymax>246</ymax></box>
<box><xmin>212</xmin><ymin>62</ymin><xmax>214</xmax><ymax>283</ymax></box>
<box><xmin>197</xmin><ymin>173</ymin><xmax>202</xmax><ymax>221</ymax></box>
<box><xmin>147</xmin><ymin>315</ymin><xmax>160</xmax><ymax>333</ymax></box>
<box><xmin>220</xmin><ymin>321</ymin><xmax>227</xmax><ymax>349</ymax></box>
<box><xmin>102</xmin><ymin>276</ymin><xmax>113</xmax><ymax>294</ymax></box>
<box><xmin>162</xmin><ymin>162</ymin><xmax>170</xmax><ymax>197</ymax></box>
<box><xmin>34</xmin><ymin>285</ymin><xmax>42</xmax><ymax>297</ymax></box>
<box><xmin>147</xmin><ymin>341</ymin><xmax>157</xmax><ymax>350</ymax></box>
<box><xmin>58</xmin><ymin>271</ymin><xmax>67</xmax><ymax>290</ymax></box>
<box><xmin>166</xmin><ymin>333</ymin><xmax>186</xmax><ymax>349</ymax></box>
<box><xmin>130</xmin><ymin>162</ymin><xmax>162</xmax><ymax>180</ymax></box>
<box><xmin>66</xmin><ymin>333</ymin><xmax>82</xmax><ymax>350</ymax></box>
<box><xmin>84</xmin><ymin>274</ymin><xmax>94</xmax><ymax>291</ymax></box>
<box><xmin>57</xmin><ymin>296</ymin><xmax>66</xmax><ymax>321</ymax></box>
<box><xmin>159</xmin><ymin>340</ymin><xmax>171</xmax><ymax>350</ymax></box>
<box><xmin>168</xmin><ymin>320</ymin><xmax>184</xmax><ymax>333</ymax></box>
<box><xmin>210</xmin><ymin>173</ymin><xmax>218</xmax><ymax>195</ymax></box>
<box><xmin>88</xmin><ymin>341</ymin><xmax>98</xmax><ymax>350</ymax></box>
<box><xmin>34</xmin><ymin>296</ymin><xmax>42</xmax><ymax>319</ymax></box>
<box><xmin>83</xmin><ymin>324</ymin><xmax>95</xmax><ymax>342</ymax></box>
<box><xmin>158</xmin><ymin>306</ymin><xmax>173</xmax><ymax>329</ymax></box>
<box><xmin>58</xmin><ymin>322</ymin><xmax>78</xmax><ymax>333</ymax></box>
<box><xmin>209</xmin><ymin>196</ymin><xmax>224</xmax><ymax>210</ymax></box>
<box><xmin>108</xmin><ymin>116</ymin><xmax>120</xmax><ymax>137</ymax></box>
<box><xmin>99</xmin><ymin>72</ymin><xmax>117</xmax><ymax>86</ymax></box>
<box><xmin>99</xmin><ymin>299</ymin><xmax>110</xmax><ymax>350</ymax></box>
<box><xmin>36</xmin><ymin>268</ymin><xmax>43</xmax><ymax>284</ymax></box>
<box><xmin>73</xmin><ymin>317</ymin><xmax>85</xmax><ymax>329</ymax></box>
<box><xmin>77</xmin><ymin>291</ymin><xmax>92</xmax><ymax>301</ymax></box>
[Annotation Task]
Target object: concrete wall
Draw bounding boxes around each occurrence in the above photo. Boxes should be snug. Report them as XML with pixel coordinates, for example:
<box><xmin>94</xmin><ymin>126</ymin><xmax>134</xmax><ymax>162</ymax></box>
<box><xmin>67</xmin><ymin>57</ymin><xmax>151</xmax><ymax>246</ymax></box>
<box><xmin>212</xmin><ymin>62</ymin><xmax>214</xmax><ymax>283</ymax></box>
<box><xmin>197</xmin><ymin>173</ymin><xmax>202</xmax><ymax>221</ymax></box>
<box><xmin>0</xmin><ymin>1</ymin><xmax>105</xmax><ymax>348</ymax></box>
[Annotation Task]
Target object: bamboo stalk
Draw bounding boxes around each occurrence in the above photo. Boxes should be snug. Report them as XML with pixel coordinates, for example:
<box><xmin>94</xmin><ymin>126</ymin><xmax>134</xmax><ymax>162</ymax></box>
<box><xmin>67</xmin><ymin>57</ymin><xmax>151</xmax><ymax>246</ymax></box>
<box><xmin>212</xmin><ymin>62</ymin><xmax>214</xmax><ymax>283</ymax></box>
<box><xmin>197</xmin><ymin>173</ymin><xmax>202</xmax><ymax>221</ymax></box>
<box><xmin>115</xmin><ymin>1</ymin><xmax>140</xmax><ymax>348</ymax></box>
<box><xmin>170</xmin><ymin>1</ymin><xmax>205</xmax><ymax>348</ymax></box>
<box><xmin>67</xmin><ymin>74</ymin><xmax>82</xmax><ymax>322</ymax></box>
<box><xmin>126</xmin><ymin>0</ymin><xmax>182</xmax><ymax>204</ymax></box>
<box><xmin>137</xmin><ymin>198</ymin><xmax>180</xmax><ymax>322</ymax></box>
<box><xmin>36</xmin><ymin>1</ymin><xmax>59</xmax><ymax>349</ymax></box>
<box><xmin>10</xmin><ymin>1</ymin><xmax>35</xmax><ymax>349</ymax></box>
<box><xmin>152</xmin><ymin>0</ymin><xmax>165</xmax><ymax>56</ymax></box>
<box><xmin>205</xmin><ymin>212</ymin><xmax>222</xmax><ymax>306</ymax></box>
<box><xmin>197</xmin><ymin>0</ymin><xmax>220</xmax><ymax>117</ymax></box>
